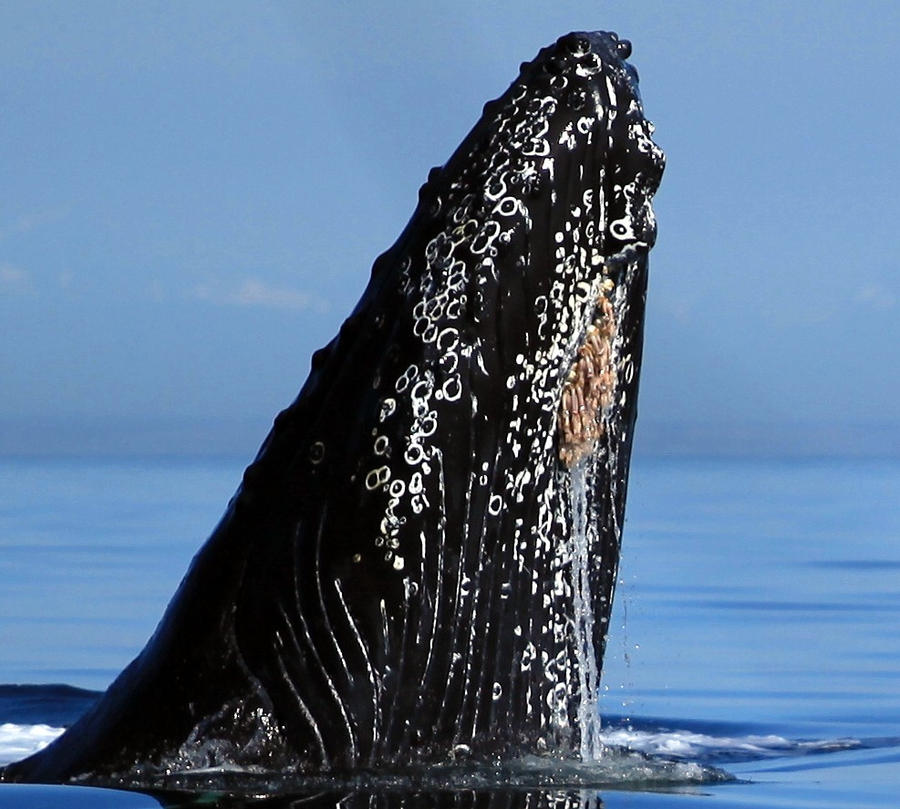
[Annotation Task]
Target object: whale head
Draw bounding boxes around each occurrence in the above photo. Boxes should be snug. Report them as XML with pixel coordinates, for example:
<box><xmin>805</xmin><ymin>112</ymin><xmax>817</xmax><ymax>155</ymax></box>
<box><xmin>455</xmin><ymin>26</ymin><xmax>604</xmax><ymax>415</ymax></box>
<box><xmin>237</xmin><ymin>29</ymin><xmax>665</xmax><ymax>769</ymax></box>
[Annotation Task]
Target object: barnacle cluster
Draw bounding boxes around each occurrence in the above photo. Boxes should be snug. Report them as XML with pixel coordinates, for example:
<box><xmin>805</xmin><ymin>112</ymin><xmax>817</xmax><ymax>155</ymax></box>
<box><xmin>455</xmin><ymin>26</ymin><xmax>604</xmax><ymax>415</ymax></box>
<box><xmin>558</xmin><ymin>285</ymin><xmax>617</xmax><ymax>469</ymax></box>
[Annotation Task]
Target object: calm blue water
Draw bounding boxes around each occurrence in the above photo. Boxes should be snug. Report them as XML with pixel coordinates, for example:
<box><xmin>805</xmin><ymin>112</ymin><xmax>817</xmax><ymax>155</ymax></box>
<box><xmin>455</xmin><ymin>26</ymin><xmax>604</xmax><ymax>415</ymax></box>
<box><xmin>1</xmin><ymin>454</ymin><xmax>898</xmax><ymax>807</ymax></box>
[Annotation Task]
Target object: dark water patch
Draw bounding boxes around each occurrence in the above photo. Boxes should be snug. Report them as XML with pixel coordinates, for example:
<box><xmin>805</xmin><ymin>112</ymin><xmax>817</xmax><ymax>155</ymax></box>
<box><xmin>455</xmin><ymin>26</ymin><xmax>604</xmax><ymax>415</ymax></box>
<box><xmin>0</xmin><ymin>543</ymin><xmax>187</xmax><ymax>555</ymax></box>
<box><xmin>0</xmin><ymin>783</ymin><xmax>161</xmax><ymax>808</ymax></box>
<box><xmin>650</xmin><ymin>598</ymin><xmax>881</xmax><ymax>613</ymax></box>
<box><xmin>0</xmin><ymin>784</ymin><xmax>740</xmax><ymax>809</ymax></box>
<box><xmin>0</xmin><ymin>684</ymin><xmax>100</xmax><ymax>727</ymax></box>
<box><xmin>749</xmin><ymin>744</ymin><xmax>900</xmax><ymax>774</ymax></box>
<box><xmin>629</xmin><ymin>687</ymin><xmax>878</xmax><ymax>704</ymax></box>
<box><xmin>806</xmin><ymin>559</ymin><xmax>900</xmax><ymax>571</ymax></box>
<box><xmin>635</xmin><ymin>584</ymin><xmax>758</xmax><ymax>597</ymax></box>
<box><xmin>0</xmin><ymin>615</ymin><xmax>154</xmax><ymax>628</ymax></box>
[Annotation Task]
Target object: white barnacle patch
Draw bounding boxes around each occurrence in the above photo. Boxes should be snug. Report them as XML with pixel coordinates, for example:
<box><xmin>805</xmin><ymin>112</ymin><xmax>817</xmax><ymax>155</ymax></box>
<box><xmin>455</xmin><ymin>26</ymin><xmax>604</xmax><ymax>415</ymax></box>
<box><xmin>441</xmin><ymin>377</ymin><xmax>462</xmax><ymax>402</ymax></box>
<box><xmin>541</xmin><ymin>156</ymin><xmax>555</xmax><ymax>183</ymax></box>
<box><xmin>576</xmin><ymin>116</ymin><xmax>594</xmax><ymax>135</ymax></box>
<box><xmin>558</xmin><ymin>122</ymin><xmax>577</xmax><ymax>152</ymax></box>
<box><xmin>494</xmin><ymin>196</ymin><xmax>523</xmax><ymax>218</ymax></box>
<box><xmin>445</xmin><ymin>297</ymin><xmax>464</xmax><ymax>320</ymax></box>
<box><xmin>609</xmin><ymin>217</ymin><xmax>634</xmax><ymax>241</ymax></box>
<box><xmin>621</xmin><ymin>352</ymin><xmax>635</xmax><ymax>385</ymax></box>
<box><xmin>404</xmin><ymin>442</ymin><xmax>426</xmax><ymax>466</ymax></box>
<box><xmin>629</xmin><ymin>120</ymin><xmax>659</xmax><ymax>156</ymax></box>
<box><xmin>470</xmin><ymin>221</ymin><xmax>501</xmax><ymax>255</ymax></box>
<box><xmin>410</xmin><ymin>381</ymin><xmax>432</xmax><ymax>415</ymax></box>
<box><xmin>395</xmin><ymin>365</ymin><xmax>419</xmax><ymax>394</ymax></box>
<box><xmin>484</xmin><ymin>176</ymin><xmax>508</xmax><ymax>203</ymax></box>
<box><xmin>365</xmin><ymin>466</ymin><xmax>391</xmax><ymax>491</ymax></box>
<box><xmin>418</xmin><ymin>412</ymin><xmax>438</xmax><ymax>437</ymax></box>
<box><xmin>436</xmin><ymin>327</ymin><xmax>460</xmax><ymax>354</ymax></box>
<box><xmin>379</xmin><ymin>398</ymin><xmax>397</xmax><ymax>422</ymax></box>
<box><xmin>575</xmin><ymin>52</ymin><xmax>603</xmax><ymax>78</ymax></box>
<box><xmin>438</xmin><ymin>351</ymin><xmax>459</xmax><ymax>379</ymax></box>
<box><xmin>605</xmin><ymin>75</ymin><xmax>618</xmax><ymax>108</ymax></box>
<box><xmin>309</xmin><ymin>441</ymin><xmax>325</xmax><ymax>465</ymax></box>
<box><xmin>573</xmin><ymin>280</ymin><xmax>593</xmax><ymax>303</ymax></box>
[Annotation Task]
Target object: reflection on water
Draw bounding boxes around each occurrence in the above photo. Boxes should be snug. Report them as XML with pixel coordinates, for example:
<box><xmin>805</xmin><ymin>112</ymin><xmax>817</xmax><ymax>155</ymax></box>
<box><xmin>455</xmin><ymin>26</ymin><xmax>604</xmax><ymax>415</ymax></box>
<box><xmin>0</xmin><ymin>785</ymin><xmax>620</xmax><ymax>809</ymax></box>
<box><xmin>97</xmin><ymin>754</ymin><xmax>730</xmax><ymax>795</ymax></box>
<box><xmin>165</xmin><ymin>789</ymin><xmax>616</xmax><ymax>809</ymax></box>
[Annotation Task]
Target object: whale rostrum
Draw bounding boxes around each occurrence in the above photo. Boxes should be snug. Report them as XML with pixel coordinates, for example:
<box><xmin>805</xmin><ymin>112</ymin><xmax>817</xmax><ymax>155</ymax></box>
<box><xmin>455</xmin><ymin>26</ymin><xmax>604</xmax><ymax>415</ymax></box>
<box><xmin>1</xmin><ymin>30</ymin><xmax>664</xmax><ymax>788</ymax></box>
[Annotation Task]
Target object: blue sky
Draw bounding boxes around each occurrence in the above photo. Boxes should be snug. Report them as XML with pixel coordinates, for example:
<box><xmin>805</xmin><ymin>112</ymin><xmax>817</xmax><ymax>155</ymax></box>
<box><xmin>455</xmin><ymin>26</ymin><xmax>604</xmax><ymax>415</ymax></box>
<box><xmin>2</xmin><ymin>1</ymin><xmax>898</xmax><ymax>456</ymax></box>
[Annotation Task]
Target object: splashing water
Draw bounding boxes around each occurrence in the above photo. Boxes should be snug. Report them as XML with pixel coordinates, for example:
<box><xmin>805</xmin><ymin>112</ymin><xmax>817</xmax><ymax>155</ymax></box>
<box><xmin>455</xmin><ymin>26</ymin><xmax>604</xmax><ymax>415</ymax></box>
<box><xmin>0</xmin><ymin>723</ymin><xmax>62</xmax><ymax>764</ymax></box>
<box><xmin>570</xmin><ymin>459</ymin><xmax>602</xmax><ymax>762</ymax></box>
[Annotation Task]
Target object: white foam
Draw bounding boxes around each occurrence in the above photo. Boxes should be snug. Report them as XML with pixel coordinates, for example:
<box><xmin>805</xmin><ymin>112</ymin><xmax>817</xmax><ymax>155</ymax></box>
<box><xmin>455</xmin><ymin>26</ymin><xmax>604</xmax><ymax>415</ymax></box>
<box><xmin>0</xmin><ymin>720</ymin><xmax>867</xmax><ymax>780</ymax></box>
<box><xmin>0</xmin><ymin>722</ymin><xmax>65</xmax><ymax>766</ymax></box>
<box><xmin>599</xmin><ymin>726</ymin><xmax>862</xmax><ymax>760</ymax></box>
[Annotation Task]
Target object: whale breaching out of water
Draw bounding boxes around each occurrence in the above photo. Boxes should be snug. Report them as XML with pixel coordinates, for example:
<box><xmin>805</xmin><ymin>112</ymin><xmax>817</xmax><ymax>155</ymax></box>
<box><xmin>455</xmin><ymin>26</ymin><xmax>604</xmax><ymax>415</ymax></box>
<box><xmin>1</xmin><ymin>30</ymin><xmax>663</xmax><ymax>788</ymax></box>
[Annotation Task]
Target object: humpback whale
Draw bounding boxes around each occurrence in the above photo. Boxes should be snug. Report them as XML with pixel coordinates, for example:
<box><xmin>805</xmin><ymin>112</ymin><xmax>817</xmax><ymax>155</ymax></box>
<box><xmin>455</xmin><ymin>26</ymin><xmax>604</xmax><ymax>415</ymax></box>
<box><xmin>1</xmin><ymin>30</ymin><xmax>663</xmax><ymax>789</ymax></box>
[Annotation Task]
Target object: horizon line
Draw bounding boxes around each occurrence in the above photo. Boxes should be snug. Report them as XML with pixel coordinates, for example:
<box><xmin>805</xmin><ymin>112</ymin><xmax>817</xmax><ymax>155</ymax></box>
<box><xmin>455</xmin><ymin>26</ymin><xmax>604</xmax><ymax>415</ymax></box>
<box><xmin>0</xmin><ymin>416</ymin><xmax>897</xmax><ymax>461</ymax></box>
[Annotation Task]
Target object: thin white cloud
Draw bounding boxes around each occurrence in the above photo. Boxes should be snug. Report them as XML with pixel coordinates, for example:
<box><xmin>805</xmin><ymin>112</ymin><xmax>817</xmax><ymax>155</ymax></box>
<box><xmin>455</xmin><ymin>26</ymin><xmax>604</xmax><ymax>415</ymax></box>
<box><xmin>855</xmin><ymin>283</ymin><xmax>896</xmax><ymax>310</ymax></box>
<box><xmin>193</xmin><ymin>277</ymin><xmax>329</xmax><ymax>313</ymax></box>
<box><xmin>0</xmin><ymin>264</ymin><xmax>32</xmax><ymax>293</ymax></box>
<box><xmin>661</xmin><ymin>297</ymin><xmax>694</xmax><ymax>324</ymax></box>
<box><xmin>0</xmin><ymin>207</ymin><xmax>70</xmax><ymax>242</ymax></box>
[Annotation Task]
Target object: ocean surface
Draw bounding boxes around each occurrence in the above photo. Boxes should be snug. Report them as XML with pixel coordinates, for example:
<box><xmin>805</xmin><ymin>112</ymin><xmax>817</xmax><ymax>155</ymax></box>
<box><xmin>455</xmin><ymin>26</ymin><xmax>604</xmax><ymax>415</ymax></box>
<box><xmin>0</xmin><ymin>454</ymin><xmax>898</xmax><ymax>807</ymax></box>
